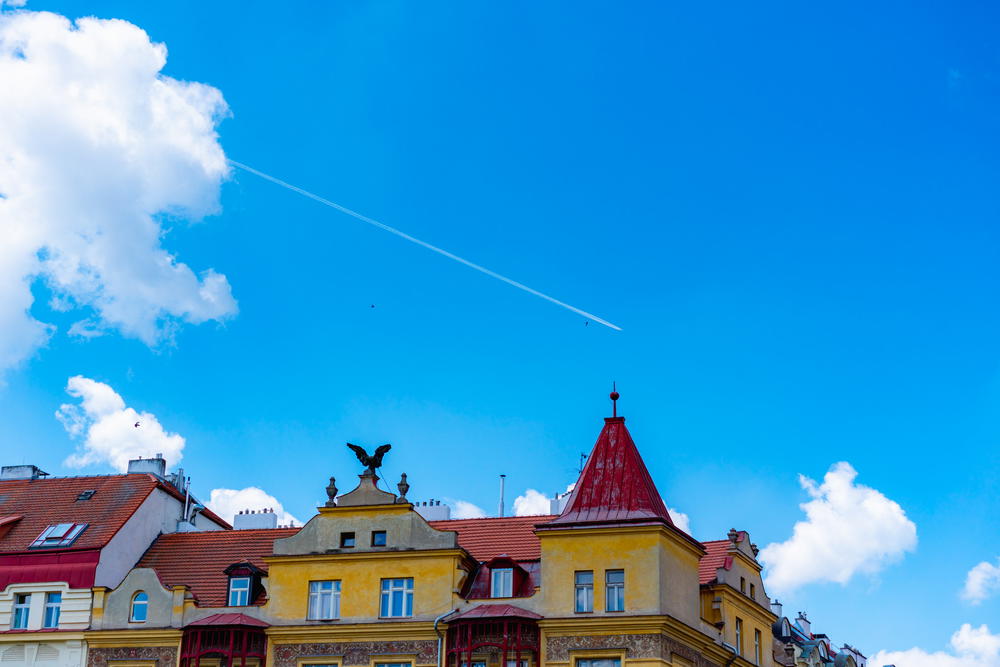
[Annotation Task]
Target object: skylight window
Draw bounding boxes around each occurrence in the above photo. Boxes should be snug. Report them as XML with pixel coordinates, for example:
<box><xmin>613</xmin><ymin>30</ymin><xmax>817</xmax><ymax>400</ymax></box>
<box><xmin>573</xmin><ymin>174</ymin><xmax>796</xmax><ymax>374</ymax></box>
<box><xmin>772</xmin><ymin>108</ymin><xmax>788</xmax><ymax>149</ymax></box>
<box><xmin>30</xmin><ymin>523</ymin><xmax>87</xmax><ymax>548</ymax></box>
<box><xmin>76</xmin><ymin>490</ymin><xmax>96</xmax><ymax>501</ymax></box>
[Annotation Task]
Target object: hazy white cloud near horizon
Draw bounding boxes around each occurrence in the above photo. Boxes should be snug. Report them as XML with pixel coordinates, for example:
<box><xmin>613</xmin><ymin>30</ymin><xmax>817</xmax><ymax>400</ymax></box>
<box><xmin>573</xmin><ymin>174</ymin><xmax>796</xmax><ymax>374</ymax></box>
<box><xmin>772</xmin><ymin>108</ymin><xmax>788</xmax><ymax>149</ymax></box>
<box><xmin>872</xmin><ymin>623</ymin><xmax>1000</xmax><ymax>667</ymax></box>
<box><xmin>0</xmin><ymin>9</ymin><xmax>235</xmax><ymax>376</ymax></box>
<box><xmin>760</xmin><ymin>461</ymin><xmax>917</xmax><ymax>596</ymax></box>
<box><xmin>207</xmin><ymin>487</ymin><xmax>300</xmax><ymax>527</ymax></box>
<box><xmin>57</xmin><ymin>375</ymin><xmax>185</xmax><ymax>472</ymax></box>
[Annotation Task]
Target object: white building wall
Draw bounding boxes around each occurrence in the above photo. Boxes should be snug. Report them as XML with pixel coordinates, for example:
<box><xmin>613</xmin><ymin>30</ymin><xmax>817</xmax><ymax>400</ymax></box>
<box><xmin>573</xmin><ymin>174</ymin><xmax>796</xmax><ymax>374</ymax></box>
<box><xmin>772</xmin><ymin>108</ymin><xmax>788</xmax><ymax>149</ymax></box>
<box><xmin>0</xmin><ymin>639</ymin><xmax>86</xmax><ymax>667</ymax></box>
<box><xmin>94</xmin><ymin>486</ymin><xmax>225</xmax><ymax>589</ymax></box>
<box><xmin>0</xmin><ymin>583</ymin><xmax>90</xmax><ymax>631</ymax></box>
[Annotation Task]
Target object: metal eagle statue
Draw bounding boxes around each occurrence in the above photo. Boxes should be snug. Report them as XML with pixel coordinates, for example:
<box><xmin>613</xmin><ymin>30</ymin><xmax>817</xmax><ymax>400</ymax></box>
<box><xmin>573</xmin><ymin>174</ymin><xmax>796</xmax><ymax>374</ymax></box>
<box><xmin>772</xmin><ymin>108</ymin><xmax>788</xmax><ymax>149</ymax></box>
<box><xmin>346</xmin><ymin>443</ymin><xmax>392</xmax><ymax>475</ymax></box>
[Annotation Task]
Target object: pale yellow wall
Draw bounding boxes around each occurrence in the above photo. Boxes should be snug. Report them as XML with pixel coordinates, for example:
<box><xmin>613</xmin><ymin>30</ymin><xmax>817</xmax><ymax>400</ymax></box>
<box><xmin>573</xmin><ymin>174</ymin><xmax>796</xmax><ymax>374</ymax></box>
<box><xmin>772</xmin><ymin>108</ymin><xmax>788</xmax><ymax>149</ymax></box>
<box><xmin>267</xmin><ymin>551</ymin><xmax>463</xmax><ymax>623</ymax></box>
<box><xmin>537</xmin><ymin>525</ymin><xmax>702</xmax><ymax>627</ymax></box>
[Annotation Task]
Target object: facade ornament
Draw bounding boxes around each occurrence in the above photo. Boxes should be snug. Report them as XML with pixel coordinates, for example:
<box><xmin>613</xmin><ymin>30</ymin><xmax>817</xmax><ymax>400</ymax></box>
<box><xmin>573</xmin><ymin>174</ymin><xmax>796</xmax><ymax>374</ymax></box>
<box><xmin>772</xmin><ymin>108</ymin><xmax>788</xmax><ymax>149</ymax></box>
<box><xmin>396</xmin><ymin>472</ymin><xmax>410</xmax><ymax>501</ymax></box>
<box><xmin>347</xmin><ymin>443</ymin><xmax>392</xmax><ymax>475</ymax></box>
<box><xmin>727</xmin><ymin>527</ymin><xmax>739</xmax><ymax>544</ymax></box>
<box><xmin>325</xmin><ymin>477</ymin><xmax>338</xmax><ymax>507</ymax></box>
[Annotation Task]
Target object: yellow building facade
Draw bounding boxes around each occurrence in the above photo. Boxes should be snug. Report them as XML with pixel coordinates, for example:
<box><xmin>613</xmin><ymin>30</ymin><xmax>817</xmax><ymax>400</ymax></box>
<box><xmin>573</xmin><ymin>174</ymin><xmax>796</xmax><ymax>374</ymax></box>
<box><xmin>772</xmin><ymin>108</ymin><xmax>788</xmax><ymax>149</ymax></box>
<box><xmin>84</xmin><ymin>406</ymin><xmax>777</xmax><ymax>667</ymax></box>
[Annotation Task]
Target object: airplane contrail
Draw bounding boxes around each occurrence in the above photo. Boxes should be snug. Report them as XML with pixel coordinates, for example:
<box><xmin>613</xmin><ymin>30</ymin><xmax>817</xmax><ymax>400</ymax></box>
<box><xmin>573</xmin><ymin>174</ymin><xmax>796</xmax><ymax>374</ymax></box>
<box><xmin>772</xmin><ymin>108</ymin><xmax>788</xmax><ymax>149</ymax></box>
<box><xmin>227</xmin><ymin>159</ymin><xmax>623</xmax><ymax>331</ymax></box>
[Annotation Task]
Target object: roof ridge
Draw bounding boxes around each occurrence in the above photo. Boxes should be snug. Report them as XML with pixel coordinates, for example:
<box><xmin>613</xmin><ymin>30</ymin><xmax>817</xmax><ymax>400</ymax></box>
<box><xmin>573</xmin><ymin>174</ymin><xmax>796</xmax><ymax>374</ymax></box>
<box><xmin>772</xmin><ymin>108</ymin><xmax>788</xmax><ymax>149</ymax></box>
<box><xmin>431</xmin><ymin>514</ymin><xmax>556</xmax><ymax>523</ymax></box>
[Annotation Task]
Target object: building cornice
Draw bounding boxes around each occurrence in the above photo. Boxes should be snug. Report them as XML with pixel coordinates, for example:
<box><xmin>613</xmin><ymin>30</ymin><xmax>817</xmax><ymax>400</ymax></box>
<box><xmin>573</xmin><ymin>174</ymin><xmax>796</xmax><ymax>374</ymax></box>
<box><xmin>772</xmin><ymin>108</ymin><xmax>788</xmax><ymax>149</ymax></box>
<box><xmin>266</xmin><ymin>620</ymin><xmax>438</xmax><ymax>641</ymax></box>
<box><xmin>264</xmin><ymin>549</ymin><xmax>467</xmax><ymax>566</ymax></box>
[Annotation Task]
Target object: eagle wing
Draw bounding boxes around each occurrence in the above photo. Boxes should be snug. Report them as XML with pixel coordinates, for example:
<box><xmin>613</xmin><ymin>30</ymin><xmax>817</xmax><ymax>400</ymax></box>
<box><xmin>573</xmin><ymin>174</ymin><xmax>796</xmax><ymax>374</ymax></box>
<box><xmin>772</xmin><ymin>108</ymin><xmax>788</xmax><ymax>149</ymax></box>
<box><xmin>346</xmin><ymin>443</ymin><xmax>369</xmax><ymax>465</ymax></box>
<box><xmin>371</xmin><ymin>443</ymin><xmax>392</xmax><ymax>467</ymax></box>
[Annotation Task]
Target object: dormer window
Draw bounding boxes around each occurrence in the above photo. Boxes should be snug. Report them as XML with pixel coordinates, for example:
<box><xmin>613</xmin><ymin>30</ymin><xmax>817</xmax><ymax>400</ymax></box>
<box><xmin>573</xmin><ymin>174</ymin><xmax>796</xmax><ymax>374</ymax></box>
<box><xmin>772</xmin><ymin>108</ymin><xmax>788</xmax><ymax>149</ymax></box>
<box><xmin>30</xmin><ymin>523</ymin><xmax>87</xmax><ymax>548</ymax></box>
<box><xmin>223</xmin><ymin>562</ymin><xmax>265</xmax><ymax>607</ymax></box>
<box><xmin>491</xmin><ymin>568</ymin><xmax>513</xmax><ymax>598</ymax></box>
<box><xmin>130</xmin><ymin>592</ymin><xmax>148</xmax><ymax>622</ymax></box>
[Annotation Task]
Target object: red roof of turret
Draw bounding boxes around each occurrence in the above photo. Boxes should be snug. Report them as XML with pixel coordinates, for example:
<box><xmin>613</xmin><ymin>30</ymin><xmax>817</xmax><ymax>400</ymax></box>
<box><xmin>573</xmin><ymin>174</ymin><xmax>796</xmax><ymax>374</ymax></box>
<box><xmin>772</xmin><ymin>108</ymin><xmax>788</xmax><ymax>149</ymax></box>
<box><xmin>545</xmin><ymin>416</ymin><xmax>674</xmax><ymax>527</ymax></box>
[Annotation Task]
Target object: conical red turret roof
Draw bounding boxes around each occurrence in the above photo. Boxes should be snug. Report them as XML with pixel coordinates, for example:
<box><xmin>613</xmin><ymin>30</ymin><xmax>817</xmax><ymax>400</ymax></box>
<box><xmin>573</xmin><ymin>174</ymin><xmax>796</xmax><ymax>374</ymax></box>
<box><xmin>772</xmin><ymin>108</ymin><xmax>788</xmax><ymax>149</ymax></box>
<box><xmin>546</xmin><ymin>416</ymin><xmax>674</xmax><ymax>527</ymax></box>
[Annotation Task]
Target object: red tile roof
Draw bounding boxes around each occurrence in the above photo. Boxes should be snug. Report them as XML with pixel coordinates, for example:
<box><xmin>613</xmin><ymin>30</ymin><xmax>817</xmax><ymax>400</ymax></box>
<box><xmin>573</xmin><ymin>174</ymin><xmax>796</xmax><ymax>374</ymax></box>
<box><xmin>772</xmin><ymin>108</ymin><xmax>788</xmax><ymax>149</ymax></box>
<box><xmin>0</xmin><ymin>474</ymin><xmax>164</xmax><ymax>553</ymax></box>
<box><xmin>138</xmin><ymin>528</ymin><xmax>299</xmax><ymax>606</ymax></box>
<box><xmin>430</xmin><ymin>515</ymin><xmax>554</xmax><ymax>561</ymax></box>
<box><xmin>546</xmin><ymin>417</ymin><xmax>674</xmax><ymax>527</ymax></box>
<box><xmin>699</xmin><ymin>539</ymin><xmax>734</xmax><ymax>584</ymax></box>
<box><xmin>451</xmin><ymin>603</ymin><xmax>542</xmax><ymax>620</ymax></box>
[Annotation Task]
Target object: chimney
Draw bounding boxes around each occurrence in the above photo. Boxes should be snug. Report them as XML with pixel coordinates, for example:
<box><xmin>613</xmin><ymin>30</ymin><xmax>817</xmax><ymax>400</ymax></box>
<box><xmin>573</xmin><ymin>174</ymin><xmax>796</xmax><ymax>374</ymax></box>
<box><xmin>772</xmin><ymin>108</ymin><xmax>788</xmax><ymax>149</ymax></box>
<box><xmin>233</xmin><ymin>508</ymin><xmax>278</xmax><ymax>530</ymax></box>
<box><xmin>796</xmin><ymin>611</ymin><xmax>811</xmax><ymax>636</ymax></box>
<box><xmin>416</xmin><ymin>500</ymin><xmax>450</xmax><ymax>521</ymax></box>
<box><xmin>1</xmin><ymin>465</ymin><xmax>49</xmax><ymax>480</ymax></box>
<box><xmin>127</xmin><ymin>454</ymin><xmax>166</xmax><ymax>478</ymax></box>
<box><xmin>771</xmin><ymin>599</ymin><xmax>783</xmax><ymax>617</ymax></box>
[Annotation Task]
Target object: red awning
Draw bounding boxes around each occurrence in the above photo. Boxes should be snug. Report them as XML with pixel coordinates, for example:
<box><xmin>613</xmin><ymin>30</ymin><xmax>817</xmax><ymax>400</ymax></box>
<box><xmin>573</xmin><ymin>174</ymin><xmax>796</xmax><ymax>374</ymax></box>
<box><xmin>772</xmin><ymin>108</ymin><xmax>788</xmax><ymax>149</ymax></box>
<box><xmin>451</xmin><ymin>604</ymin><xmax>542</xmax><ymax>620</ymax></box>
<box><xmin>186</xmin><ymin>613</ymin><xmax>269</xmax><ymax>628</ymax></box>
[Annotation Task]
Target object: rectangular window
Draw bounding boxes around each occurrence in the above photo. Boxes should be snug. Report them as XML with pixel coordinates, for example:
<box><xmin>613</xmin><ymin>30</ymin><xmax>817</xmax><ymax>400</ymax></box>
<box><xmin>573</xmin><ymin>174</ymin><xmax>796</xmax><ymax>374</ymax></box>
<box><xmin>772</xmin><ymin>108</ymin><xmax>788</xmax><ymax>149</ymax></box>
<box><xmin>307</xmin><ymin>580</ymin><xmax>341</xmax><ymax>620</ymax></box>
<box><xmin>12</xmin><ymin>594</ymin><xmax>30</xmax><ymax>629</ymax></box>
<box><xmin>371</xmin><ymin>531</ymin><xmax>387</xmax><ymax>547</ymax></box>
<box><xmin>43</xmin><ymin>592</ymin><xmax>61</xmax><ymax>628</ymax></box>
<box><xmin>491</xmin><ymin>568</ymin><xmax>513</xmax><ymax>598</ymax></box>
<box><xmin>754</xmin><ymin>629</ymin><xmax>762</xmax><ymax>665</ymax></box>
<box><xmin>228</xmin><ymin>577</ymin><xmax>251</xmax><ymax>606</ymax></box>
<box><xmin>30</xmin><ymin>523</ymin><xmax>87</xmax><ymax>548</ymax></box>
<box><xmin>735</xmin><ymin>617</ymin><xmax>744</xmax><ymax>655</ymax></box>
<box><xmin>340</xmin><ymin>532</ymin><xmax>355</xmax><ymax>548</ymax></box>
<box><xmin>379</xmin><ymin>578</ymin><xmax>413</xmax><ymax>618</ymax></box>
<box><xmin>506</xmin><ymin>661</ymin><xmax>529</xmax><ymax>667</ymax></box>
<box><xmin>740</xmin><ymin>576</ymin><xmax>746</xmax><ymax>593</ymax></box>
<box><xmin>749</xmin><ymin>583</ymin><xmax>755</xmax><ymax>599</ymax></box>
<box><xmin>376</xmin><ymin>662</ymin><xmax>412</xmax><ymax>667</ymax></box>
<box><xmin>576</xmin><ymin>660</ymin><xmax>620</xmax><ymax>667</ymax></box>
<box><xmin>460</xmin><ymin>662</ymin><xmax>486</xmax><ymax>667</ymax></box>
<box><xmin>605</xmin><ymin>570</ymin><xmax>624</xmax><ymax>612</ymax></box>
<box><xmin>574</xmin><ymin>571</ymin><xmax>593</xmax><ymax>612</ymax></box>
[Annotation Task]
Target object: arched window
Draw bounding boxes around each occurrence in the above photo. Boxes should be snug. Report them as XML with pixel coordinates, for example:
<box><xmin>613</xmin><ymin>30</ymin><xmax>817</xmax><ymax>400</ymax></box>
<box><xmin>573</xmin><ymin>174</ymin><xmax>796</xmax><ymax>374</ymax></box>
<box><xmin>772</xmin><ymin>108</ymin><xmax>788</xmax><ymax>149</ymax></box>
<box><xmin>130</xmin><ymin>591</ymin><xmax>148</xmax><ymax>622</ymax></box>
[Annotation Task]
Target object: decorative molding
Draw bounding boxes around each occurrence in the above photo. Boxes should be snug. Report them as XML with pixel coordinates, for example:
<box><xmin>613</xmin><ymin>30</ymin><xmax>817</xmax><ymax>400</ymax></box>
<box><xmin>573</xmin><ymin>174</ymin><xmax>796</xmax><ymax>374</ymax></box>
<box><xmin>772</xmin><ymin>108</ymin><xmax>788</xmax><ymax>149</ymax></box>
<box><xmin>272</xmin><ymin>640</ymin><xmax>436</xmax><ymax>667</ymax></box>
<box><xmin>87</xmin><ymin>645</ymin><xmax>177</xmax><ymax>667</ymax></box>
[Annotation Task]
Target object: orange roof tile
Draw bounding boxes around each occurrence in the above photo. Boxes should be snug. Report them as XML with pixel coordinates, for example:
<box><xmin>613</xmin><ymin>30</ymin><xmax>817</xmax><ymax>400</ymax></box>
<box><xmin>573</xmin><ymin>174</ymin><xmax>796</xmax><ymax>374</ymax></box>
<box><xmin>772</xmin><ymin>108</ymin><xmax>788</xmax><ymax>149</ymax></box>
<box><xmin>0</xmin><ymin>474</ymin><xmax>164</xmax><ymax>553</ymax></box>
<box><xmin>138</xmin><ymin>528</ymin><xmax>299</xmax><ymax>606</ymax></box>
<box><xmin>699</xmin><ymin>539</ymin><xmax>734</xmax><ymax>584</ymax></box>
<box><xmin>429</xmin><ymin>515</ymin><xmax>554</xmax><ymax>561</ymax></box>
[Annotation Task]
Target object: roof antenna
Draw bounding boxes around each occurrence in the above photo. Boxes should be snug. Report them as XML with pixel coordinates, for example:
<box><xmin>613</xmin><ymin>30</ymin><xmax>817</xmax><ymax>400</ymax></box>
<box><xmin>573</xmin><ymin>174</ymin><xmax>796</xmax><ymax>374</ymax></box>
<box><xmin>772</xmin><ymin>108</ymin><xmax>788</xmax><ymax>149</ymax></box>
<box><xmin>610</xmin><ymin>382</ymin><xmax>620</xmax><ymax>418</ymax></box>
<box><xmin>498</xmin><ymin>474</ymin><xmax>506</xmax><ymax>517</ymax></box>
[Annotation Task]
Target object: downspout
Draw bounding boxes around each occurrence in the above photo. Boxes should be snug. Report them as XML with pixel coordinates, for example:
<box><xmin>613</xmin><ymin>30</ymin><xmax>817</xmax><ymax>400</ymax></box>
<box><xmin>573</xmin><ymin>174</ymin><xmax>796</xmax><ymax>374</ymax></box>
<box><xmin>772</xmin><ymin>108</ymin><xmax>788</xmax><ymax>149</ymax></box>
<box><xmin>722</xmin><ymin>643</ymin><xmax>738</xmax><ymax>667</ymax></box>
<box><xmin>434</xmin><ymin>608</ymin><xmax>459</xmax><ymax>667</ymax></box>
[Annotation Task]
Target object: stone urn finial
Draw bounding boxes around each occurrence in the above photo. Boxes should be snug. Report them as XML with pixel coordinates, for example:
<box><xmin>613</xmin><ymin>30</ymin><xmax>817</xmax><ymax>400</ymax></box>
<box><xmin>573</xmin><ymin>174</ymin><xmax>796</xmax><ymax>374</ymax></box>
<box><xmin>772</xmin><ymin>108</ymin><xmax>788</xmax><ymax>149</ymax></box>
<box><xmin>325</xmin><ymin>476</ymin><xmax>338</xmax><ymax>507</ymax></box>
<box><xmin>397</xmin><ymin>472</ymin><xmax>410</xmax><ymax>502</ymax></box>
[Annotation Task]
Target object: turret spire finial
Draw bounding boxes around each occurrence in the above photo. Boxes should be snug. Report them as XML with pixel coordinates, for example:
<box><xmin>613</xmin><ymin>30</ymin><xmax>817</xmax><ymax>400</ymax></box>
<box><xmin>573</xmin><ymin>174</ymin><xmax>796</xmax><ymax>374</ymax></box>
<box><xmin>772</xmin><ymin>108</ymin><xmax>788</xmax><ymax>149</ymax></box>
<box><xmin>610</xmin><ymin>382</ymin><xmax>620</xmax><ymax>418</ymax></box>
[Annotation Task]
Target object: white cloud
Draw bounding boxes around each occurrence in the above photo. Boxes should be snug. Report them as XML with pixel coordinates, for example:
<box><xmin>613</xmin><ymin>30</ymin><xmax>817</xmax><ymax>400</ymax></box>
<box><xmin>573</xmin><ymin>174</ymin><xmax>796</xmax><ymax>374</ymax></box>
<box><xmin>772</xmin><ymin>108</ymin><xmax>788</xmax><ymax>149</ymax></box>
<box><xmin>963</xmin><ymin>558</ymin><xmax>1000</xmax><ymax>605</ymax></box>
<box><xmin>0</xmin><ymin>1</ymin><xmax>28</xmax><ymax>8</ymax></box>
<box><xmin>57</xmin><ymin>375</ymin><xmax>184</xmax><ymax>472</ymax></box>
<box><xmin>513</xmin><ymin>488</ymin><xmax>551</xmax><ymax>516</ymax></box>
<box><xmin>450</xmin><ymin>500</ymin><xmax>487</xmax><ymax>519</ymax></box>
<box><xmin>760</xmin><ymin>461</ymin><xmax>917</xmax><ymax>595</ymax></box>
<box><xmin>0</xmin><ymin>10</ymin><xmax>235</xmax><ymax>376</ymax></box>
<box><xmin>872</xmin><ymin>624</ymin><xmax>1000</xmax><ymax>667</ymax></box>
<box><xmin>668</xmin><ymin>506</ymin><xmax>691</xmax><ymax>534</ymax></box>
<box><xmin>207</xmin><ymin>487</ymin><xmax>300</xmax><ymax>527</ymax></box>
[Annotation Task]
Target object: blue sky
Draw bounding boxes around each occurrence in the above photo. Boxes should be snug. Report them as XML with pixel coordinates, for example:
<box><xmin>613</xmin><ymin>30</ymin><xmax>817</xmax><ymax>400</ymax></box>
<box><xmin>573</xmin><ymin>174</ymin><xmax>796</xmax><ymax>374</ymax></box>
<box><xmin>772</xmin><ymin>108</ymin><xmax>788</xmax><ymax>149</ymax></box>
<box><xmin>2</xmin><ymin>1</ymin><xmax>999</xmax><ymax>661</ymax></box>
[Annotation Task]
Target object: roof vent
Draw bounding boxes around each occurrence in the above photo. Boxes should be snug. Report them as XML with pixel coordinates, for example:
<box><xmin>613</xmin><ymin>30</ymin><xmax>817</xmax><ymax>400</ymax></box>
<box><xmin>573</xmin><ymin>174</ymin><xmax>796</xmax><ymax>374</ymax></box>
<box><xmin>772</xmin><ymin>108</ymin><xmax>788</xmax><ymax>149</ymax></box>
<box><xmin>0</xmin><ymin>465</ymin><xmax>49</xmax><ymax>480</ymax></box>
<box><xmin>76</xmin><ymin>490</ymin><xmax>96</xmax><ymax>501</ymax></box>
<box><xmin>126</xmin><ymin>455</ymin><xmax>166</xmax><ymax>478</ymax></box>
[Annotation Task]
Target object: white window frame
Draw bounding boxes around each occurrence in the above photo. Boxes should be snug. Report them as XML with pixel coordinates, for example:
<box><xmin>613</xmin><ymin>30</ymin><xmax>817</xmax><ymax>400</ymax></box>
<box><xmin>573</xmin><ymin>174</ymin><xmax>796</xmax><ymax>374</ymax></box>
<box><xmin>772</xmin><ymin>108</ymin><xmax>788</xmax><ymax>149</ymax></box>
<box><xmin>605</xmin><ymin>570</ymin><xmax>624</xmax><ymax>612</ymax></box>
<box><xmin>574</xmin><ymin>571</ymin><xmax>593</xmax><ymax>613</ymax></box>
<box><xmin>43</xmin><ymin>592</ymin><xmax>61</xmax><ymax>628</ymax></box>
<box><xmin>307</xmin><ymin>580</ymin><xmax>341</xmax><ymax>620</ymax></box>
<box><xmin>491</xmin><ymin>568</ymin><xmax>513</xmax><ymax>598</ymax></box>
<box><xmin>735</xmin><ymin>617</ymin><xmax>743</xmax><ymax>655</ymax></box>
<box><xmin>130</xmin><ymin>591</ymin><xmax>149</xmax><ymax>622</ymax></box>
<box><xmin>12</xmin><ymin>593</ymin><xmax>30</xmax><ymax>629</ymax></box>
<box><xmin>379</xmin><ymin>578</ymin><xmax>413</xmax><ymax>618</ymax></box>
<box><xmin>228</xmin><ymin>577</ymin><xmax>251</xmax><ymax>606</ymax></box>
<box><xmin>30</xmin><ymin>523</ymin><xmax>87</xmax><ymax>548</ymax></box>
<box><xmin>754</xmin><ymin>629</ymin><xmax>761</xmax><ymax>665</ymax></box>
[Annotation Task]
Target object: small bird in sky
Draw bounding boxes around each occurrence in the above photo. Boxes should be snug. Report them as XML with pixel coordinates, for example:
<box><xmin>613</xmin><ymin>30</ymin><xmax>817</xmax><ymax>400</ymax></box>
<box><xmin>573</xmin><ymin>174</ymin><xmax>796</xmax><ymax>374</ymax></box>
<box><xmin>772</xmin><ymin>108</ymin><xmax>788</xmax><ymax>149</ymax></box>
<box><xmin>134</xmin><ymin>421</ymin><xmax>140</xmax><ymax>428</ymax></box>
<box><xmin>370</xmin><ymin>304</ymin><xmax>375</xmax><ymax>308</ymax></box>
